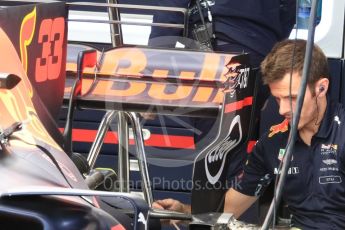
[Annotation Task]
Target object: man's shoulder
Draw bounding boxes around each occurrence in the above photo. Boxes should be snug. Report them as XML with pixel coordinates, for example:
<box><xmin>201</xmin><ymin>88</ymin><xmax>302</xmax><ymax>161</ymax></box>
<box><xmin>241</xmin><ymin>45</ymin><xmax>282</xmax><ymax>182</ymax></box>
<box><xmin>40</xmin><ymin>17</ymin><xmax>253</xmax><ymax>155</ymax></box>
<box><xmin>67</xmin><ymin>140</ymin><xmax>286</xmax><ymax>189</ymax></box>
<box><xmin>328</xmin><ymin>101</ymin><xmax>345</xmax><ymax>127</ymax></box>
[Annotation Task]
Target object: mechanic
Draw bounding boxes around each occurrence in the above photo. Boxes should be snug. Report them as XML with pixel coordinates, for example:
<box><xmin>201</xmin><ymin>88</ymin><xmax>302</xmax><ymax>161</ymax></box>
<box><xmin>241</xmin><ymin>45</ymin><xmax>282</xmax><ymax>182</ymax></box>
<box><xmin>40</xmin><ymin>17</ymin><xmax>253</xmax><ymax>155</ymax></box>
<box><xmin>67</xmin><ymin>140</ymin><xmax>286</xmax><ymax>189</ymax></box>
<box><xmin>154</xmin><ymin>39</ymin><xmax>345</xmax><ymax>229</ymax></box>
<box><xmin>149</xmin><ymin>1</ymin><xmax>296</xmax><ymax>223</ymax></box>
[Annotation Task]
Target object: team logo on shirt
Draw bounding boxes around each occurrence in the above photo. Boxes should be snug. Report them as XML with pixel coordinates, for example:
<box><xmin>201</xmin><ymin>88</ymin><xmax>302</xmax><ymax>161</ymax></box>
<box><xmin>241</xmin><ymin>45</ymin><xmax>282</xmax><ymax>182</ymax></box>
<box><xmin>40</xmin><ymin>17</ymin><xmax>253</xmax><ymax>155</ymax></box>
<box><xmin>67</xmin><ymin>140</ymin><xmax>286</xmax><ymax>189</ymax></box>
<box><xmin>268</xmin><ymin>119</ymin><xmax>289</xmax><ymax>138</ymax></box>
<box><xmin>320</xmin><ymin>144</ymin><xmax>338</xmax><ymax>155</ymax></box>
<box><xmin>320</xmin><ymin>144</ymin><xmax>339</xmax><ymax>173</ymax></box>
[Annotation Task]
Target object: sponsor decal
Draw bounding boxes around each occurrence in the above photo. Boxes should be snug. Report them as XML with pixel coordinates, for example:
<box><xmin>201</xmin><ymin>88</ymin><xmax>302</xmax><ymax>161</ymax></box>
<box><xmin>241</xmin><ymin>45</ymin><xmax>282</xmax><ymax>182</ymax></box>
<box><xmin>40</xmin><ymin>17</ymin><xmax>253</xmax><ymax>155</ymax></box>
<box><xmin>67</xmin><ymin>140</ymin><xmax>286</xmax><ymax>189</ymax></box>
<box><xmin>321</xmin><ymin>144</ymin><xmax>338</xmax><ymax>150</ymax></box>
<box><xmin>70</xmin><ymin>49</ymin><xmax>236</xmax><ymax>105</ymax></box>
<box><xmin>19</xmin><ymin>7</ymin><xmax>36</xmax><ymax>98</ymax></box>
<box><xmin>319</xmin><ymin>175</ymin><xmax>342</xmax><ymax>184</ymax></box>
<box><xmin>205</xmin><ymin>115</ymin><xmax>242</xmax><ymax>184</ymax></box>
<box><xmin>268</xmin><ymin>119</ymin><xmax>289</xmax><ymax>138</ymax></box>
<box><xmin>320</xmin><ymin>156</ymin><xmax>339</xmax><ymax>172</ymax></box>
<box><xmin>224</xmin><ymin>62</ymin><xmax>250</xmax><ymax>98</ymax></box>
<box><xmin>320</xmin><ymin>167</ymin><xmax>339</xmax><ymax>172</ymax></box>
<box><xmin>320</xmin><ymin>144</ymin><xmax>338</xmax><ymax>155</ymax></box>
<box><xmin>66</xmin><ymin>48</ymin><xmax>252</xmax><ymax>113</ymax></box>
<box><xmin>274</xmin><ymin>167</ymin><xmax>300</xmax><ymax>175</ymax></box>
<box><xmin>322</xmin><ymin>159</ymin><xmax>338</xmax><ymax>166</ymax></box>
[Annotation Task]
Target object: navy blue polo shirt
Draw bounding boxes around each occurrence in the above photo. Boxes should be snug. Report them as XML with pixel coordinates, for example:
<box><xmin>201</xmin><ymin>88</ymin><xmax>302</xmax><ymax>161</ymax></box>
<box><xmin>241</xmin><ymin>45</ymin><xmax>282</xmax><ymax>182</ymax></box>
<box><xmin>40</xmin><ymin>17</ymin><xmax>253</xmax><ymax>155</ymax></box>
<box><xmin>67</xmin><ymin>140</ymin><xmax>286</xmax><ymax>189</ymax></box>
<box><xmin>236</xmin><ymin>100</ymin><xmax>345</xmax><ymax>229</ymax></box>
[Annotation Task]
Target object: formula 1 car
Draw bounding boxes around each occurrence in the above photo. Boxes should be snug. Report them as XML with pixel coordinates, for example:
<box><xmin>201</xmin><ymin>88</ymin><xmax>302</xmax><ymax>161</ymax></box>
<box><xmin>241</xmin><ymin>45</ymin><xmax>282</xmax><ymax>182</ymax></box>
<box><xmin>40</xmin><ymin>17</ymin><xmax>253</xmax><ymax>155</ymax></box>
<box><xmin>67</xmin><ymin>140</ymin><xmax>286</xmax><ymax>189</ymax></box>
<box><xmin>0</xmin><ymin>1</ymin><xmax>258</xmax><ymax>229</ymax></box>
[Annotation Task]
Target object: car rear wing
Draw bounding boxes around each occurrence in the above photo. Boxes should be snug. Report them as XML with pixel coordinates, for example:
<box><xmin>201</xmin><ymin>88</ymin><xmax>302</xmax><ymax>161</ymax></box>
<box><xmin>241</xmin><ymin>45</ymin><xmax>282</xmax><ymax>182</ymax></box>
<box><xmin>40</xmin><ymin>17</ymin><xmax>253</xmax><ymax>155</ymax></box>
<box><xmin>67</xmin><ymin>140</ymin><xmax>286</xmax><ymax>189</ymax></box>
<box><xmin>64</xmin><ymin>45</ymin><xmax>256</xmax><ymax>207</ymax></box>
<box><xmin>65</xmin><ymin>45</ymin><xmax>252</xmax><ymax>117</ymax></box>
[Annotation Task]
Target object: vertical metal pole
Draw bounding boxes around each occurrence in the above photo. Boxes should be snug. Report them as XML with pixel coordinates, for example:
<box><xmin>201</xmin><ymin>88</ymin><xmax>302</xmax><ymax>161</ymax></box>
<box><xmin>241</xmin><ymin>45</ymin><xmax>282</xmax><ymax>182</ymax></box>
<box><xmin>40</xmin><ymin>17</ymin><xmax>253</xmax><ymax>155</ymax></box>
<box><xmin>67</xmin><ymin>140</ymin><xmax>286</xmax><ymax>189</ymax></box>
<box><xmin>261</xmin><ymin>0</ymin><xmax>319</xmax><ymax>229</ymax></box>
<box><xmin>127</xmin><ymin>112</ymin><xmax>153</xmax><ymax>206</ymax></box>
<box><xmin>107</xmin><ymin>0</ymin><xmax>123</xmax><ymax>47</ymax></box>
<box><xmin>87</xmin><ymin>111</ymin><xmax>118</xmax><ymax>169</ymax></box>
<box><xmin>117</xmin><ymin>111</ymin><xmax>130</xmax><ymax>192</ymax></box>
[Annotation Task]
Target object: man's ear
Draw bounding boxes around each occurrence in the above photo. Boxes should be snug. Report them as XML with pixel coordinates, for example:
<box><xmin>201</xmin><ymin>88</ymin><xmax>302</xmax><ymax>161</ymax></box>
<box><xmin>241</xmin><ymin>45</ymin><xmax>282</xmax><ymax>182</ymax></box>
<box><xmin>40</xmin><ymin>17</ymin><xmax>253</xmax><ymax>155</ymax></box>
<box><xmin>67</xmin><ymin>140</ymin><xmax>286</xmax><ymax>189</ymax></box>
<box><xmin>315</xmin><ymin>78</ymin><xmax>329</xmax><ymax>97</ymax></box>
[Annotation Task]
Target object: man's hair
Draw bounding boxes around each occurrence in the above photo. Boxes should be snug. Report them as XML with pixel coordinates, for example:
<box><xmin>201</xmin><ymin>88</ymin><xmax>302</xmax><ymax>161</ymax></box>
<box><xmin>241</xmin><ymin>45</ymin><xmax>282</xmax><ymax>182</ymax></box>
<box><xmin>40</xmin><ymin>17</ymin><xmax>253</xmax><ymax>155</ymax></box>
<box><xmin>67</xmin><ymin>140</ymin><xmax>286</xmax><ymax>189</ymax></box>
<box><xmin>260</xmin><ymin>39</ymin><xmax>329</xmax><ymax>94</ymax></box>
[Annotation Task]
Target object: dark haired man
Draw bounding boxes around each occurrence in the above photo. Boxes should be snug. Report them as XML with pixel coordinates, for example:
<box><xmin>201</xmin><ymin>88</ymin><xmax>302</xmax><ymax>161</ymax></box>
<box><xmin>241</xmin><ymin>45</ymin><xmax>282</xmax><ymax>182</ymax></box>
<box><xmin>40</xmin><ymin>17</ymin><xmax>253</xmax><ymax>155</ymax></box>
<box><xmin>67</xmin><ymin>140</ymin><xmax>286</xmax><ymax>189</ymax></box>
<box><xmin>149</xmin><ymin>2</ymin><xmax>297</xmax><ymax>224</ymax></box>
<box><xmin>155</xmin><ymin>39</ymin><xmax>345</xmax><ymax>229</ymax></box>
